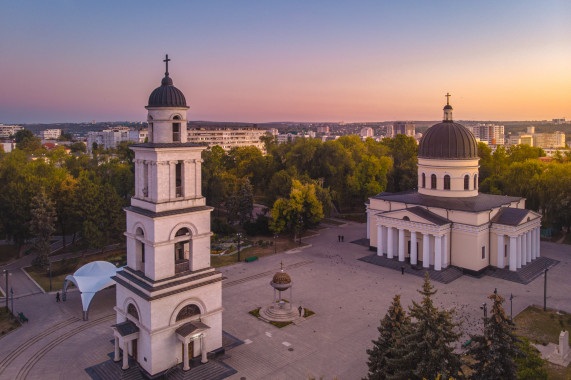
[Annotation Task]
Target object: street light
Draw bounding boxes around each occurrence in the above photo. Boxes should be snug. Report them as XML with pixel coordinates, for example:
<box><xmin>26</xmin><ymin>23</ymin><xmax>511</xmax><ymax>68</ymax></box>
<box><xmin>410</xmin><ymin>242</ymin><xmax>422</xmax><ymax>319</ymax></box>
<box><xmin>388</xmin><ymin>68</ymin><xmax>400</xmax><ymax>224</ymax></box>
<box><xmin>274</xmin><ymin>234</ymin><xmax>278</xmax><ymax>255</ymax></box>
<box><xmin>480</xmin><ymin>302</ymin><xmax>488</xmax><ymax>327</ymax></box>
<box><xmin>3</xmin><ymin>270</ymin><xmax>8</xmax><ymax>311</ymax></box>
<box><xmin>237</xmin><ymin>233</ymin><xmax>242</xmax><ymax>262</ymax></box>
<box><xmin>49</xmin><ymin>261</ymin><xmax>53</xmax><ymax>292</ymax></box>
<box><xmin>544</xmin><ymin>264</ymin><xmax>549</xmax><ymax>311</ymax></box>
<box><xmin>510</xmin><ymin>293</ymin><xmax>514</xmax><ymax>320</ymax></box>
<box><xmin>10</xmin><ymin>288</ymin><xmax>13</xmax><ymax>320</ymax></box>
<box><xmin>298</xmin><ymin>216</ymin><xmax>303</xmax><ymax>246</ymax></box>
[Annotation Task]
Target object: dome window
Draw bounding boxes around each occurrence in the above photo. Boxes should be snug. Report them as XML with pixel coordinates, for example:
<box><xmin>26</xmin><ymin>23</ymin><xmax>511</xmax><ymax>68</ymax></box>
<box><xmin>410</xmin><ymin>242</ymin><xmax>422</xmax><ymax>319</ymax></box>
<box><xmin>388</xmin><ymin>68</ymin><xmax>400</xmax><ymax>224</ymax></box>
<box><xmin>422</xmin><ymin>173</ymin><xmax>426</xmax><ymax>188</ymax></box>
<box><xmin>431</xmin><ymin>174</ymin><xmax>437</xmax><ymax>189</ymax></box>
<box><xmin>464</xmin><ymin>175</ymin><xmax>469</xmax><ymax>190</ymax></box>
<box><xmin>444</xmin><ymin>175</ymin><xmax>451</xmax><ymax>190</ymax></box>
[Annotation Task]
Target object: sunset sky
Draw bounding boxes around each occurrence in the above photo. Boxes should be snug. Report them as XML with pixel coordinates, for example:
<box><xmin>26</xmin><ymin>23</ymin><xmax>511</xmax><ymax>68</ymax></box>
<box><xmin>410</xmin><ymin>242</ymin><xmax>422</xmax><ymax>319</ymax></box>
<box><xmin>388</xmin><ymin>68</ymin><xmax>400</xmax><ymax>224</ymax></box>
<box><xmin>1</xmin><ymin>1</ymin><xmax>570</xmax><ymax>123</ymax></box>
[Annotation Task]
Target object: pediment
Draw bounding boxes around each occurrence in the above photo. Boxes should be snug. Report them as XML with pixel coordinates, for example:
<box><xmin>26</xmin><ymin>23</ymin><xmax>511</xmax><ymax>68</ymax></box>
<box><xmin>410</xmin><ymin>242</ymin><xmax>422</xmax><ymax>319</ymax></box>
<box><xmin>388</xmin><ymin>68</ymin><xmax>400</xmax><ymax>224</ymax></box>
<box><xmin>377</xmin><ymin>206</ymin><xmax>449</xmax><ymax>226</ymax></box>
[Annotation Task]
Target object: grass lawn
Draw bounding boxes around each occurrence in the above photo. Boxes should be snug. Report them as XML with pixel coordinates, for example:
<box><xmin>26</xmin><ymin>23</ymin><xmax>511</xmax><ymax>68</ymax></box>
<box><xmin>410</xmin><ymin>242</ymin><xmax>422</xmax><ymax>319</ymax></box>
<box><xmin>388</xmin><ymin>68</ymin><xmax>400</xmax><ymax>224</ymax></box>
<box><xmin>211</xmin><ymin>237</ymin><xmax>307</xmax><ymax>268</ymax></box>
<box><xmin>0</xmin><ymin>308</ymin><xmax>20</xmax><ymax>336</ymax></box>
<box><xmin>514</xmin><ymin>306</ymin><xmax>571</xmax><ymax>379</ymax></box>
<box><xmin>25</xmin><ymin>249</ymin><xmax>126</xmax><ymax>292</ymax></box>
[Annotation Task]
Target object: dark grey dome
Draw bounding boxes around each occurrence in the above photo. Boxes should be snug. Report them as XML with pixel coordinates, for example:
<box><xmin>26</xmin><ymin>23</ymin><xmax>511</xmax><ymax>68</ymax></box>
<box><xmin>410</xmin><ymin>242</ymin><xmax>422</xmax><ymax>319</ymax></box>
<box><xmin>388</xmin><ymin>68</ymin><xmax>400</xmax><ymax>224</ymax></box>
<box><xmin>418</xmin><ymin>121</ymin><xmax>478</xmax><ymax>159</ymax></box>
<box><xmin>147</xmin><ymin>75</ymin><xmax>188</xmax><ymax>108</ymax></box>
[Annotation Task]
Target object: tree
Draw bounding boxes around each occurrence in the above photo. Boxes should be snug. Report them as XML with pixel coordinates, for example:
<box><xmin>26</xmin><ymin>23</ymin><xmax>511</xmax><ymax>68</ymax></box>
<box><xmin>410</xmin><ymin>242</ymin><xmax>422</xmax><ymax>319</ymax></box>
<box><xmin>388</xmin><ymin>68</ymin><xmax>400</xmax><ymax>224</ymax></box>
<box><xmin>381</xmin><ymin>134</ymin><xmax>418</xmax><ymax>192</ymax></box>
<box><xmin>14</xmin><ymin>130</ymin><xmax>42</xmax><ymax>152</ymax></box>
<box><xmin>395</xmin><ymin>272</ymin><xmax>463</xmax><ymax>380</ymax></box>
<box><xmin>58</xmin><ymin>131</ymin><xmax>74</xmax><ymax>141</ymax></box>
<box><xmin>365</xmin><ymin>295</ymin><xmax>411</xmax><ymax>380</ymax></box>
<box><xmin>270</xmin><ymin>180</ymin><xmax>324</xmax><ymax>240</ymax></box>
<box><xmin>514</xmin><ymin>337</ymin><xmax>548</xmax><ymax>380</ymax></box>
<box><xmin>29</xmin><ymin>189</ymin><xmax>56</xmax><ymax>269</ymax></box>
<box><xmin>467</xmin><ymin>292</ymin><xmax>522</xmax><ymax>380</ymax></box>
<box><xmin>70</xmin><ymin>142</ymin><xmax>86</xmax><ymax>153</ymax></box>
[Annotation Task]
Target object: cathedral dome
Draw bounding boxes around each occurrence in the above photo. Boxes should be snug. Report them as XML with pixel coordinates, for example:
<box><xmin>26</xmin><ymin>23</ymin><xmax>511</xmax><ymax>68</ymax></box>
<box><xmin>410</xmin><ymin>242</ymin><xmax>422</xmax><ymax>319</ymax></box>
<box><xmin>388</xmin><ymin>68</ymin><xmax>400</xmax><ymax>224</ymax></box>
<box><xmin>418</xmin><ymin>96</ymin><xmax>477</xmax><ymax>159</ymax></box>
<box><xmin>148</xmin><ymin>75</ymin><xmax>188</xmax><ymax>108</ymax></box>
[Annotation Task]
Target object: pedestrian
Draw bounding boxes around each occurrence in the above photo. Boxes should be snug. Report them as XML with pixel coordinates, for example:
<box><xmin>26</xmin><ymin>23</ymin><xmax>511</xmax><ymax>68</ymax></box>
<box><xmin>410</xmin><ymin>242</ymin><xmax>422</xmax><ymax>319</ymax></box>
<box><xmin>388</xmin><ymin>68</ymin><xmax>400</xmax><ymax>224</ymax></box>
<box><xmin>298</xmin><ymin>305</ymin><xmax>303</xmax><ymax>317</ymax></box>
<box><xmin>401</xmin><ymin>266</ymin><xmax>405</xmax><ymax>275</ymax></box>
<box><xmin>56</xmin><ymin>292</ymin><xmax>60</xmax><ymax>302</ymax></box>
<box><xmin>341</xmin><ymin>235</ymin><xmax>344</xmax><ymax>242</ymax></box>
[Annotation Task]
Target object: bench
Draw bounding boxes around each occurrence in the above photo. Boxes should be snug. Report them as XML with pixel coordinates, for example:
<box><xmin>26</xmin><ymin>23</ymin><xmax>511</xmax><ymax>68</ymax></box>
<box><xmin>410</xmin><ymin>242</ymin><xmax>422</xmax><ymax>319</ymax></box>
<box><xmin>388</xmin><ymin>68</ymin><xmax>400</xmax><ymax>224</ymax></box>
<box><xmin>245</xmin><ymin>256</ymin><xmax>258</xmax><ymax>263</ymax></box>
<box><xmin>18</xmin><ymin>312</ymin><xmax>28</xmax><ymax>323</ymax></box>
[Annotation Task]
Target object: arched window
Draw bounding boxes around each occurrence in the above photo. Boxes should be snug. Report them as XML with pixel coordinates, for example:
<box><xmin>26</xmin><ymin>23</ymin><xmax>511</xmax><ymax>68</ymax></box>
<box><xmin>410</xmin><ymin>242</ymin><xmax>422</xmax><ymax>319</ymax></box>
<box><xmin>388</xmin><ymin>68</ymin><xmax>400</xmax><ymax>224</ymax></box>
<box><xmin>136</xmin><ymin>228</ymin><xmax>145</xmax><ymax>264</ymax></box>
<box><xmin>173</xmin><ymin>115</ymin><xmax>181</xmax><ymax>142</ymax></box>
<box><xmin>431</xmin><ymin>174</ymin><xmax>437</xmax><ymax>189</ymax></box>
<box><xmin>444</xmin><ymin>175</ymin><xmax>451</xmax><ymax>190</ymax></box>
<box><xmin>403</xmin><ymin>216</ymin><xmax>410</xmax><ymax>221</ymax></box>
<box><xmin>422</xmin><ymin>173</ymin><xmax>426</xmax><ymax>188</ymax></box>
<box><xmin>474</xmin><ymin>174</ymin><xmax>478</xmax><ymax>189</ymax></box>
<box><xmin>176</xmin><ymin>304</ymin><xmax>201</xmax><ymax>321</ymax></box>
<box><xmin>464</xmin><ymin>175</ymin><xmax>469</xmax><ymax>190</ymax></box>
<box><xmin>174</xmin><ymin>228</ymin><xmax>191</xmax><ymax>273</ymax></box>
<box><xmin>127</xmin><ymin>303</ymin><xmax>139</xmax><ymax>320</ymax></box>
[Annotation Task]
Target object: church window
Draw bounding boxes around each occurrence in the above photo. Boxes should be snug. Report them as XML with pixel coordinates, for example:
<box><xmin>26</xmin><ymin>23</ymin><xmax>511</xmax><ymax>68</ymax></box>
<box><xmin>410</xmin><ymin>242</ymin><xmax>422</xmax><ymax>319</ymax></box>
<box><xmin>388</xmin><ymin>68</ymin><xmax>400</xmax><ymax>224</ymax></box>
<box><xmin>481</xmin><ymin>246</ymin><xmax>486</xmax><ymax>260</ymax></box>
<box><xmin>176</xmin><ymin>304</ymin><xmax>200</xmax><ymax>321</ymax></box>
<box><xmin>464</xmin><ymin>175</ymin><xmax>469</xmax><ymax>190</ymax></box>
<box><xmin>474</xmin><ymin>174</ymin><xmax>478</xmax><ymax>189</ymax></box>
<box><xmin>422</xmin><ymin>173</ymin><xmax>426</xmax><ymax>188</ymax></box>
<box><xmin>174</xmin><ymin>228</ymin><xmax>191</xmax><ymax>273</ymax></box>
<box><xmin>127</xmin><ymin>303</ymin><xmax>139</xmax><ymax>320</ymax></box>
<box><xmin>431</xmin><ymin>174</ymin><xmax>437</xmax><ymax>189</ymax></box>
<box><xmin>175</xmin><ymin>162</ymin><xmax>182</xmax><ymax>197</ymax></box>
<box><xmin>444</xmin><ymin>175</ymin><xmax>450</xmax><ymax>190</ymax></box>
<box><xmin>403</xmin><ymin>216</ymin><xmax>410</xmax><ymax>221</ymax></box>
<box><xmin>173</xmin><ymin>116</ymin><xmax>181</xmax><ymax>142</ymax></box>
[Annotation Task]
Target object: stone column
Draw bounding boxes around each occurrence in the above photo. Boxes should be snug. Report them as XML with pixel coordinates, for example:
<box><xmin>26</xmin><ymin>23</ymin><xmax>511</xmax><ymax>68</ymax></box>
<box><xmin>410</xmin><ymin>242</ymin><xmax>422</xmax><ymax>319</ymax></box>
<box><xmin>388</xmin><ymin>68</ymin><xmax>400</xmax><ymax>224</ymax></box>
<box><xmin>410</xmin><ymin>231</ymin><xmax>417</xmax><ymax>265</ymax></box>
<box><xmin>536</xmin><ymin>227</ymin><xmax>541</xmax><ymax>258</ymax></box>
<box><xmin>377</xmin><ymin>225</ymin><xmax>383</xmax><ymax>257</ymax></box>
<box><xmin>169</xmin><ymin>161</ymin><xmax>177</xmax><ymax>200</ymax></box>
<box><xmin>531</xmin><ymin>228</ymin><xmax>537</xmax><ymax>260</ymax></box>
<box><xmin>366</xmin><ymin>212</ymin><xmax>370</xmax><ymax>239</ymax></box>
<box><xmin>201</xmin><ymin>335</ymin><xmax>208</xmax><ymax>364</ymax></box>
<box><xmin>509</xmin><ymin>236</ymin><xmax>517</xmax><ymax>271</ymax></box>
<box><xmin>183</xmin><ymin>341</ymin><xmax>190</xmax><ymax>371</ymax></box>
<box><xmin>398</xmin><ymin>228</ymin><xmax>405</xmax><ymax>262</ymax></box>
<box><xmin>521</xmin><ymin>232</ymin><xmax>527</xmax><ymax>265</ymax></box>
<box><xmin>442</xmin><ymin>233</ymin><xmax>448</xmax><ymax>268</ymax></box>
<box><xmin>526</xmin><ymin>231</ymin><xmax>532</xmax><ymax>263</ymax></box>
<box><xmin>387</xmin><ymin>227</ymin><xmax>394</xmax><ymax>259</ymax></box>
<box><xmin>434</xmin><ymin>235</ymin><xmax>442</xmax><ymax>271</ymax></box>
<box><xmin>516</xmin><ymin>235</ymin><xmax>522</xmax><ymax>269</ymax></box>
<box><xmin>195</xmin><ymin>159</ymin><xmax>202</xmax><ymax>197</ymax></box>
<box><xmin>114</xmin><ymin>337</ymin><xmax>120</xmax><ymax>362</ymax></box>
<box><xmin>422</xmin><ymin>233</ymin><xmax>430</xmax><ymax>268</ymax></box>
<box><xmin>497</xmin><ymin>234</ymin><xmax>505</xmax><ymax>268</ymax></box>
<box><xmin>122</xmin><ymin>340</ymin><xmax>129</xmax><ymax>370</ymax></box>
<box><xmin>184</xmin><ymin>159</ymin><xmax>195</xmax><ymax>198</ymax></box>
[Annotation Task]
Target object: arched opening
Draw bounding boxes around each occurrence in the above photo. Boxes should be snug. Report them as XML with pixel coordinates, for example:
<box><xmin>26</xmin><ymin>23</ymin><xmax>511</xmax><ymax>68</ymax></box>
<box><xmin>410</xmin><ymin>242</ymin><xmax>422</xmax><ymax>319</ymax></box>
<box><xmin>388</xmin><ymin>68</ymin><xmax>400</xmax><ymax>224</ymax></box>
<box><xmin>173</xmin><ymin>115</ymin><xmax>181</xmax><ymax>142</ymax></box>
<box><xmin>176</xmin><ymin>304</ymin><xmax>201</xmax><ymax>322</ymax></box>
<box><xmin>464</xmin><ymin>175</ymin><xmax>469</xmax><ymax>190</ymax></box>
<box><xmin>474</xmin><ymin>174</ymin><xmax>478</xmax><ymax>190</ymax></box>
<box><xmin>444</xmin><ymin>175</ymin><xmax>451</xmax><ymax>190</ymax></box>
<box><xmin>431</xmin><ymin>174</ymin><xmax>437</xmax><ymax>189</ymax></box>
<box><xmin>127</xmin><ymin>303</ymin><xmax>139</xmax><ymax>321</ymax></box>
<box><xmin>135</xmin><ymin>227</ymin><xmax>145</xmax><ymax>271</ymax></box>
<box><xmin>174</xmin><ymin>228</ymin><xmax>191</xmax><ymax>274</ymax></box>
<box><xmin>422</xmin><ymin>173</ymin><xmax>426</xmax><ymax>188</ymax></box>
<box><xmin>403</xmin><ymin>216</ymin><xmax>410</xmax><ymax>221</ymax></box>
<box><xmin>175</xmin><ymin>161</ymin><xmax>182</xmax><ymax>197</ymax></box>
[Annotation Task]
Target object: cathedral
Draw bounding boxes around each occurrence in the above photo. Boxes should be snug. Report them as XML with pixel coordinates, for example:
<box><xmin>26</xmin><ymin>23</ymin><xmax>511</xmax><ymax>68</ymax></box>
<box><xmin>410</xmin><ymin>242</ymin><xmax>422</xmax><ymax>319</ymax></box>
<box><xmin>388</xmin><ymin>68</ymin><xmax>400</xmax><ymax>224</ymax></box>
<box><xmin>367</xmin><ymin>96</ymin><xmax>541</xmax><ymax>274</ymax></box>
<box><xmin>111</xmin><ymin>56</ymin><xmax>223</xmax><ymax>377</ymax></box>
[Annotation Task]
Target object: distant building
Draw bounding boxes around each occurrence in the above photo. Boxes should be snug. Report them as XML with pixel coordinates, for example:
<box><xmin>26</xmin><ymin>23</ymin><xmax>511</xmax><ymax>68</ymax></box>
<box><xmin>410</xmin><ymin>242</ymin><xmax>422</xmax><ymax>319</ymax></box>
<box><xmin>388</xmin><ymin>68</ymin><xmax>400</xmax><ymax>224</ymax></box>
<box><xmin>467</xmin><ymin>124</ymin><xmax>505</xmax><ymax>145</ymax></box>
<box><xmin>534</xmin><ymin>131</ymin><xmax>565</xmax><ymax>148</ymax></box>
<box><xmin>552</xmin><ymin>118</ymin><xmax>566</xmax><ymax>124</ymax></box>
<box><xmin>0</xmin><ymin>124</ymin><xmax>23</xmax><ymax>138</ymax></box>
<box><xmin>317</xmin><ymin>125</ymin><xmax>330</xmax><ymax>134</ymax></box>
<box><xmin>276</xmin><ymin>133</ymin><xmax>312</xmax><ymax>144</ymax></box>
<box><xmin>41</xmin><ymin>129</ymin><xmax>61</xmax><ymax>140</ymax></box>
<box><xmin>527</xmin><ymin>126</ymin><xmax>535</xmax><ymax>134</ymax></box>
<box><xmin>360</xmin><ymin>127</ymin><xmax>374</xmax><ymax>138</ymax></box>
<box><xmin>0</xmin><ymin>139</ymin><xmax>16</xmax><ymax>153</ymax></box>
<box><xmin>87</xmin><ymin>126</ymin><xmax>145</xmax><ymax>152</ymax></box>
<box><xmin>187</xmin><ymin>125</ymin><xmax>267</xmax><ymax>152</ymax></box>
<box><xmin>519</xmin><ymin>134</ymin><xmax>534</xmax><ymax>146</ymax></box>
<box><xmin>392</xmin><ymin>122</ymin><xmax>415</xmax><ymax>137</ymax></box>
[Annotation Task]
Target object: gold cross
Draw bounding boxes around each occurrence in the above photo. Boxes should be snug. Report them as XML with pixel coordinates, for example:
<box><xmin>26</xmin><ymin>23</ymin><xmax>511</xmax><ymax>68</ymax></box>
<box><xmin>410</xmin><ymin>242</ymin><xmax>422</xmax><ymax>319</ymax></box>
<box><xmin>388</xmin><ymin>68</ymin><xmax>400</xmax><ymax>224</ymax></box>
<box><xmin>445</xmin><ymin>92</ymin><xmax>451</xmax><ymax>105</ymax></box>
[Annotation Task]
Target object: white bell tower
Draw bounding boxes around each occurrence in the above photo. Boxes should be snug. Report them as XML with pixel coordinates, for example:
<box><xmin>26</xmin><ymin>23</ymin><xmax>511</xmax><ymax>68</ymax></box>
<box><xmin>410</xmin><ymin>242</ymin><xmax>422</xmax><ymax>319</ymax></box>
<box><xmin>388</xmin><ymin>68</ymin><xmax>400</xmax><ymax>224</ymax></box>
<box><xmin>112</xmin><ymin>55</ymin><xmax>223</xmax><ymax>377</ymax></box>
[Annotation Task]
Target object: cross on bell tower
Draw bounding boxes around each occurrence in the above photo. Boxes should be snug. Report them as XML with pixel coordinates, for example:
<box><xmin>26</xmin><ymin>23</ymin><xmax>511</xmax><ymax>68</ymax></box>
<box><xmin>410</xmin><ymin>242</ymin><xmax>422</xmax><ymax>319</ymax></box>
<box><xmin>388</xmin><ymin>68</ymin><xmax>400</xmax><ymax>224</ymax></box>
<box><xmin>443</xmin><ymin>92</ymin><xmax>453</xmax><ymax>122</ymax></box>
<box><xmin>163</xmin><ymin>54</ymin><xmax>171</xmax><ymax>76</ymax></box>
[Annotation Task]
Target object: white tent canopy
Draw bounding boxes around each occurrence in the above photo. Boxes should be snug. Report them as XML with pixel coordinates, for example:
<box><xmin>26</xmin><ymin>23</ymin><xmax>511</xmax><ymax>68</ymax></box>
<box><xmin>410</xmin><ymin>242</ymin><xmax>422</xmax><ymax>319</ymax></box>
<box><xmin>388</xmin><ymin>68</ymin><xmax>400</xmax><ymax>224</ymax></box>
<box><xmin>63</xmin><ymin>261</ymin><xmax>122</xmax><ymax>319</ymax></box>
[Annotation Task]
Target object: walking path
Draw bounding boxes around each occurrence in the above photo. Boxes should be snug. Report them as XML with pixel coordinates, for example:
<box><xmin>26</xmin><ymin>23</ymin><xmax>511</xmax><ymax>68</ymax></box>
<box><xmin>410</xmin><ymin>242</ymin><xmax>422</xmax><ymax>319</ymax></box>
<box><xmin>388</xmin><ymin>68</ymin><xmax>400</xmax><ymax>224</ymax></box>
<box><xmin>0</xmin><ymin>223</ymin><xmax>569</xmax><ymax>379</ymax></box>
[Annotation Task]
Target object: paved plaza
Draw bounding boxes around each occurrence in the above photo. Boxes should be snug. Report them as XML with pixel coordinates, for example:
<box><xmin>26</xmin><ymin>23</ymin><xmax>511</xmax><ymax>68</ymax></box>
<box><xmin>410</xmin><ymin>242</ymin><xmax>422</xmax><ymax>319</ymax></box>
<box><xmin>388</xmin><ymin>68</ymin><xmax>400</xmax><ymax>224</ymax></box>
<box><xmin>0</xmin><ymin>222</ymin><xmax>570</xmax><ymax>380</ymax></box>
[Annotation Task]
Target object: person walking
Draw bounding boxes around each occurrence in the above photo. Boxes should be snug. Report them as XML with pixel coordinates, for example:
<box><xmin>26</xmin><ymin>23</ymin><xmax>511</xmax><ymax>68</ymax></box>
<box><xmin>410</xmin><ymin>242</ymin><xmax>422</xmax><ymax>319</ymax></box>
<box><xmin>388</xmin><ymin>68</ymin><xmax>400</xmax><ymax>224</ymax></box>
<box><xmin>56</xmin><ymin>292</ymin><xmax>60</xmax><ymax>302</ymax></box>
<box><xmin>298</xmin><ymin>305</ymin><xmax>303</xmax><ymax>317</ymax></box>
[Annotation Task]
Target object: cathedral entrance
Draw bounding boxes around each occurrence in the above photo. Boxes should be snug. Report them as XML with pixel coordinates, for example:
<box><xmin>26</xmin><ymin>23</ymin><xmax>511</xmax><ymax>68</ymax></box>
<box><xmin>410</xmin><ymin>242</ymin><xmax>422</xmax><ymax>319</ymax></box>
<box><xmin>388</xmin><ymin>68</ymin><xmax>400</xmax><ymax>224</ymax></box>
<box><xmin>182</xmin><ymin>341</ymin><xmax>194</xmax><ymax>365</ymax></box>
<box><xmin>132</xmin><ymin>339</ymin><xmax>138</xmax><ymax>360</ymax></box>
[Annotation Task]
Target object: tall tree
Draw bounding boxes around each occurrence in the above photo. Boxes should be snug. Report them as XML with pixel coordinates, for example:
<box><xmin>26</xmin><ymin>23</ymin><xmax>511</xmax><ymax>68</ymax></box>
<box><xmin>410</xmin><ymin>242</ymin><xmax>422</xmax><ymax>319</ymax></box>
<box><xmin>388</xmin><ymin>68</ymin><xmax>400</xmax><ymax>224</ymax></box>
<box><xmin>396</xmin><ymin>273</ymin><xmax>463</xmax><ymax>380</ymax></box>
<box><xmin>29</xmin><ymin>189</ymin><xmax>57</xmax><ymax>269</ymax></box>
<box><xmin>365</xmin><ymin>295</ymin><xmax>411</xmax><ymax>380</ymax></box>
<box><xmin>467</xmin><ymin>292</ymin><xmax>522</xmax><ymax>380</ymax></box>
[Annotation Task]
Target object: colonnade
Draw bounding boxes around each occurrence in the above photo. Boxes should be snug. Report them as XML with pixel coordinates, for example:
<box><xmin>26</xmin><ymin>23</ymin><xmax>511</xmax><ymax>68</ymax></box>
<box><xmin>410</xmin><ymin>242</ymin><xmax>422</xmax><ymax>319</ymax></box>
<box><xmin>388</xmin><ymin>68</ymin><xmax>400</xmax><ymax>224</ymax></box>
<box><xmin>180</xmin><ymin>334</ymin><xmax>208</xmax><ymax>371</ymax></box>
<box><xmin>498</xmin><ymin>227</ymin><xmax>541</xmax><ymax>272</ymax></box>
<box><xmin>376</xmin><ymin>224</ymin><xmax>449</xmax><ymax>271</ymax></box>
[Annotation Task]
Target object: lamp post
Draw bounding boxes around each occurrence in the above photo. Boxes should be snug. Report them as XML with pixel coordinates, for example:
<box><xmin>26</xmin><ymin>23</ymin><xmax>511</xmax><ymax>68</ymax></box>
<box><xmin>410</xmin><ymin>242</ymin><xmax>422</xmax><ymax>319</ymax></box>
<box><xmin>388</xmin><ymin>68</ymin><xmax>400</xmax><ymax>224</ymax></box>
<box><xmin>480</xmin><ymin>302</ymin><xmax>488</xmax><ymax>328</ymax></box>
<box><xmin>298</xmin><ymin>216</ymin><xmax>303</xmax><ymax>246</ymax></box>
<box><xmin>10</xmin><ymin>288</ymin><xmax>13</xmax><ymax>320</ymax></box>
<box><xmin>544</xmin><ymin>264</ymin><xmax>548</xmax><ymax>311</ymax></box>
<box><xmin>49</xmin><ymin>261</ymin><xmax>52</xmax><ymax>292</ymax></box>
<box><xmin>3</xmin><ymin>270</ymin><xmax>8</xmax><ymax>311</ymax></box>
<box><xmin>274</xmin><ymin>234</ymin><xmax>278</xmax><ymax>255</ymax></box>
<box><xmin>237</xmin><ymin>233</ymin><xmax>242</xmax><ymax>262</ymax></box>
<box><xmin>510</xmin><ymin>293</ymin><xmax>514</xmax><ymax>320</ymax></box>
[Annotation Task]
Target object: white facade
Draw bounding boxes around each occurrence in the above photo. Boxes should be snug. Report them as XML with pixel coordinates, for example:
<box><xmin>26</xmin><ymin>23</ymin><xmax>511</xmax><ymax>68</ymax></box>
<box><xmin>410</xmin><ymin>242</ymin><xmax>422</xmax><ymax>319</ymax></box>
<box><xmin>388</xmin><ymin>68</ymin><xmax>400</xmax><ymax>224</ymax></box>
<box><xmin>87</xmin><ymin>127</ymin><xmax>147</xmax><ymax>152</ymax></box>
<box><xmin>0</xmin><ymin>124</ymin><xmax>23</xmax><ymax>138</ymax></box>
<box><xmin>360</xmin><ymin>127</ymin><xmax>374</xmax><ymax>138</ymax></box>
<box><xmin>187</xmin><ymin>125</ymin><xmax>267</xmax><ymax>152</ymax></box>
<box><xmin>467</xmin><ymin>124</ymin><xmax>505</xmax><ymax>145</ymax></box>
<box><xmin>41</xmin><ymin>129</ymin><xmax>61</xmax><ymax>140</ymax></box>
<box><xmin>113</xmin><ymin>61</ymin><xmax>222</xmax><ymax>377</ymax></box>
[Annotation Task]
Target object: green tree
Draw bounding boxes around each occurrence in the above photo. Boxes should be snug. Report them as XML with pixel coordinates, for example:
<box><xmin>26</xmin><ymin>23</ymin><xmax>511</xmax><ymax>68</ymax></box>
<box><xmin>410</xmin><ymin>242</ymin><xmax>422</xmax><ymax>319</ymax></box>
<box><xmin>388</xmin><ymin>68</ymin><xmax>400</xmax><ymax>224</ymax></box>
<box><xmin>477</xmin><ymin>142</ymin><xmax>493</xmax><ymax>183</ymax></box>
<box><xmin>365</xmin><ymin>295</ymin><xmax>411</xmax><ymax>380</ymax></box>
<box><xmin>467</xmin><ymin>293</ymin><xmax>521</xmax><ymax>380</ymax></box>
<box><xmin>29</xmin><ymin>189</ymin><xmax>56</xmax><ymax>269</ymax></box>
<box><xmin>507</xmin><ymin>144</ymin><xmax>545</xmax><ymax>164</ymax></box>
<box><xmin>14</xmin><ymin>129</ymin><xmax>43</xmax><ymax>152</ymax></box>
<box><xmin>396</xmin><ymin>272</ymin><xmax>462</xmax><ymax>380</ymax></box>
<box><xmin>58</xmin><ymin>131</ymin><xmax>74</xmax><ymax>141</ymax></box>
<box><xmin>382</xmin><ymin>135</ymin><xmax>418</xmax><ymax>192</ymax></box>
<box><xmin>227</xmin><ymin>179</ymin><xmax>254</xmax><ymax>224</ymax></box>
<box><xmin>70</xmin><ymin>142</ymin><xmax>86</xmax><ymax>153</ymax></box>
<box><xmin>514</xmin><ymin>337</ymin><xmax>548</xmax><ymax>380</ymax></box>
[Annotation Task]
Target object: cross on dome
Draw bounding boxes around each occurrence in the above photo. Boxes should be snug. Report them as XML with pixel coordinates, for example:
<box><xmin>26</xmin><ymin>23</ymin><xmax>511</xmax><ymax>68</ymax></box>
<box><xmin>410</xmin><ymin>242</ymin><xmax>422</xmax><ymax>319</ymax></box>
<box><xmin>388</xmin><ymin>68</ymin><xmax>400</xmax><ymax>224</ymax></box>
<box><xmin>163</xmin><ymin>54</ymin><xmax>171</xmax><ymax>76</ymax></box>
<box><xmin>445</xmin><ymin>92</ymin><xmax>451</xmax><ymax>105</ymax></box>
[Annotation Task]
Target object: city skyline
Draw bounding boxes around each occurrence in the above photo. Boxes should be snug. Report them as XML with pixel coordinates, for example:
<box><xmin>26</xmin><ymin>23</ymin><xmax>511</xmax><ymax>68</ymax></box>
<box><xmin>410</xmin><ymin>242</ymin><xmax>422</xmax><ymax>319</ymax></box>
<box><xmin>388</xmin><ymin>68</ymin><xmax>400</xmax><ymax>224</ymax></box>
<box><xmin>1</xmin><ymin>0</ymin><xmax>570</xmax><ymax>124</ymax></box>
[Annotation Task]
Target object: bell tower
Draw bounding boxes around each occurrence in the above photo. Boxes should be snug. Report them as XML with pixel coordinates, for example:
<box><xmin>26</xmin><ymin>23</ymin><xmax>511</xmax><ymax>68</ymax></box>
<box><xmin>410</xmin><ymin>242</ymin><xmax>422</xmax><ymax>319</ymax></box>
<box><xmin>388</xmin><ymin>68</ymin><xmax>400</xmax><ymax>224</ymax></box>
<box><xmin>112</xmin><ymin>55</ymin><xmax>223</xmax><ymax>377</ymax></box>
